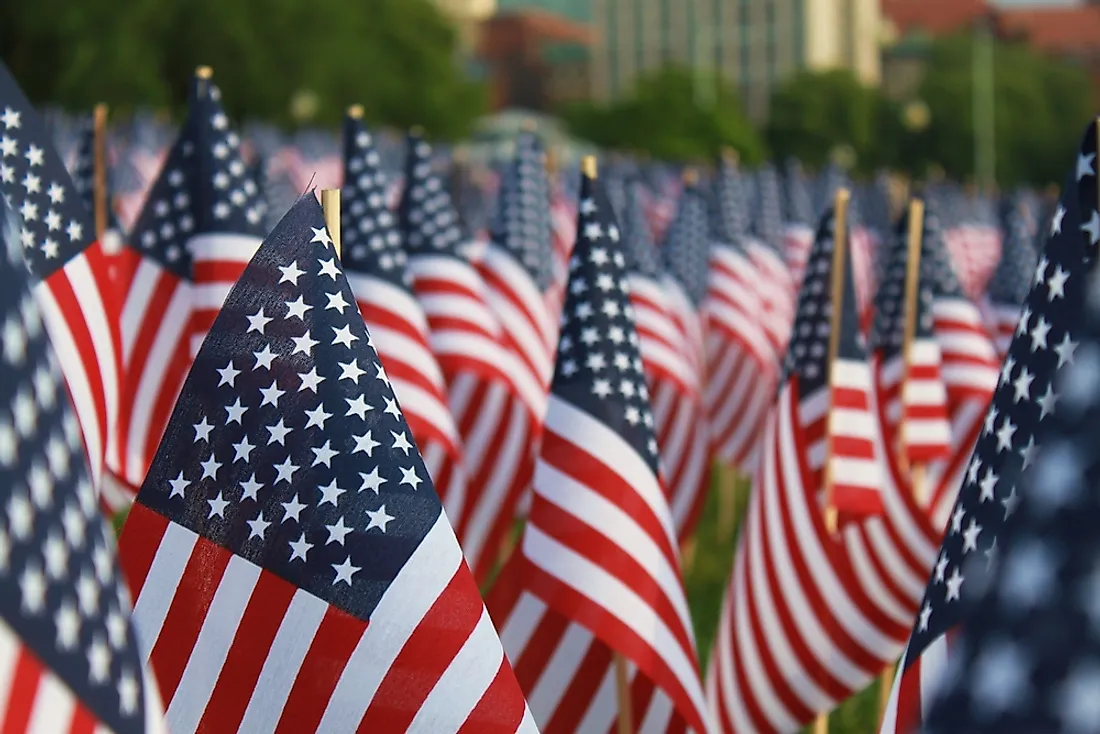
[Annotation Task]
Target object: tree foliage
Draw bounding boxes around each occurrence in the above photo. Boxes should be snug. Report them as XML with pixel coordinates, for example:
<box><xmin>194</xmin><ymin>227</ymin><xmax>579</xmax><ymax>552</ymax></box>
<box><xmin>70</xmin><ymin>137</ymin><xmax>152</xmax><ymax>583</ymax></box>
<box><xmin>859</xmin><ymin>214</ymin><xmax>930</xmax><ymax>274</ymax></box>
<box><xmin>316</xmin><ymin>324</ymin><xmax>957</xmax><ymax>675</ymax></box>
<box><xmin>0</xmin><ymin>0</ymin><xmax>486</xmax><ymax>139</ymax></box>
<box><xmin>559</xmin><ymin>67</ymin><xmax>766</xmax><ymax>164</ymax></box>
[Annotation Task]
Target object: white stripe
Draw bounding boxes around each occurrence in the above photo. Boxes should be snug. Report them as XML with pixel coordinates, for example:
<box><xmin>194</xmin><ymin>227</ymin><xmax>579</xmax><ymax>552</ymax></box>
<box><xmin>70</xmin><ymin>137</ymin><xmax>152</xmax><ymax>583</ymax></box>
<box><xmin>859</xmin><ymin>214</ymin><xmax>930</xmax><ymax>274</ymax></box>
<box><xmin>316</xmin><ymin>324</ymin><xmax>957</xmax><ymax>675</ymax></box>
<box><xmin>526</xmin><ymin>622</ymin><xmax>593</xmax><ymax>724</ymax></box>
<box><xmin>346</xmin><ymin>272</ymin><xmax>431</xmax><ymax>336</ymax></box>
<box><xmin>188</xmin><ymin>232</ymin><xmax>262</xmax><ymax>263</ymax></box>
<box><xmin>189</xmin><ymin>283</ymin><xmax>235</xmax><ymax>312</ymax></box>
<box><xmin>317</xmin><ymin>516</ymin><xmax>462</xmax><ymax>732</ymax></box>
<box><xmin>904</xmin><ymin>380</ymin><xmax>948</xmax><ymax>406</ymax></box>
<box><xmin>829</xmin><ymin>408</ymin><xmax>877</xmax><ymax>439</ymax></box>
<box><xmin>831</xmin><ymin>457</ymin><xmax>883</xmax><ymax>489</ymax></box>
<box><xmin>408</xmin><ymin>611</ymin><xmax>503</xmax><ymax>732</ymax></box>
<box><xmin>371</xmin><ymin>324</ymin><xmax>446</xmax><ymax>390</ymax></box>
<box><xmin>904</xmin><ymin>421</ymin><xmax>953</xmax><ymax>446</ymax></box>
<box><xmin>498</xmin><ymin>592</ymin><xmax>546</xmax><ymax>657</ymax></box>
<box><xmin>831</xmin><ymin>360</ymin><xmax>873</xmax><ymax>390</ymax></box>
<box><xmin>121</xmin><ymin>258</ymin><xmax>166</xmax><ymax>363</ymax></box>
<box><xmin>842</xmin><ymin>529</ymin><xmax>913</xmax><ymax>625</ymax></box>
<box><xmin>523</xmin><ymin>525</ymin><xmax>707</xmax><ymax>719</ymax></box>
<box><xmin>26</xmin><ymin>668</ymin><xmax>74</xmax><ymax>734</ymax></box>
<box><xmin>131</xmin><ymin>522</ymin><xmax>199</xmax><ymax>660</ymax></box>
<box><xmin>166</xmin><ymin>555</ymin><xmax>262</xmax><ymax>733</ymax></box>
<box><xmin>236</xmin><ymin>589</ymin><xmax>329</xmax><ymax>734</ymax></box>
<box><xmin>67</xmin><ymin>256</ymin><xmax>119</xmax><ymax>458</ymax></box>
<box><xmin>919</xmin><ymin>634</ymin><xmax>950</xmax><ymax>721</ymax></box>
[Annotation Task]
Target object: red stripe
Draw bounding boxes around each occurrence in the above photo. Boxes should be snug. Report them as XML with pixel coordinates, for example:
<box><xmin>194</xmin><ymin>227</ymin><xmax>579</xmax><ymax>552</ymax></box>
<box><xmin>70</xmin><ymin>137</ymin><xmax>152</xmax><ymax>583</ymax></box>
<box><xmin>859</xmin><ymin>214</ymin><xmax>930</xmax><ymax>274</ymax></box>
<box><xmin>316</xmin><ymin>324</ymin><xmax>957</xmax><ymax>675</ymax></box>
<box><xmin>117</xmin><ymin>502</ymin><xmax>171</xmax><ymax>600</ymax></box>
<box><xmin>456</xmin><ymin>660</ymin><xmax>530</xmax><ymax>734</ymax></box>
<box><xmin>544</xmin><ymin>641</ymin><xmax>610</xmax><ymax>733</ymax></box>
<box><xmin>2</xmin><ymin>646</ymin><xmax>41</xmax><ymax>732</ymax></box>
<box><xmin>195</xmin><ymin>570</ymin><xmax>298</xmax><ymax>733</ymax></box>
<box><xmin>274</xmin><ymin>606</ymin><xmax>366</xmax><ymax>733</ymax></box>
<box><xmin>67</xmin><ymin>701</ymin><xmax>98</xmax><ymax>734</ymax></box>
<box><xmin>358</xmin><ymin>568</ymin><xmax>480</xmax><ymax>731</ymax></box>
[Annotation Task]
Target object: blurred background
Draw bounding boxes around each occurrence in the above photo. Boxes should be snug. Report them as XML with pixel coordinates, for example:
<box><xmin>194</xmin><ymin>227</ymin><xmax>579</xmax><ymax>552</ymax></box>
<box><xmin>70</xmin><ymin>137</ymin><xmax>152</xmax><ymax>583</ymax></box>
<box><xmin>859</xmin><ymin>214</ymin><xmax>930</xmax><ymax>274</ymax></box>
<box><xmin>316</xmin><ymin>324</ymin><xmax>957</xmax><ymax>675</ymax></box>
<box><xmin>2</xmin><ymin>0</ymin><xmax>1098</xmax><ymax>186</ymax></box>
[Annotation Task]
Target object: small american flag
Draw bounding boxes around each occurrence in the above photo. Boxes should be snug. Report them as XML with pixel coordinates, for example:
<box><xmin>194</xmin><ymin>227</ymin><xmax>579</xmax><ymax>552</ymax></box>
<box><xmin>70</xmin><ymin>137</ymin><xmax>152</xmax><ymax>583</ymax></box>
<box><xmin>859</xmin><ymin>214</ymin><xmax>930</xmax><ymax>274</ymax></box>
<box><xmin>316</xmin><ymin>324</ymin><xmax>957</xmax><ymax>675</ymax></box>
<box><xmin>986</xmin><ymin>194</ymin><xmax>1038</xmax><ymax>359</ymax></box>
<box><xmin>879</xmin><ymin>123</ymin><xmax>1096</xmax><ymax>734</ymax></box>
<box><xmin>117</xmin><ymin>195</ymin><xmax>535</xmax><ymax>733</ymax></box>
<box><xmin>488</xmin><ymin>163</ymin><xmax>709</xmax><ymax>732</ymax></box>
<box><xmin>0</xmin><ymin>63</ymin><xmax>120</xmax><ymax>504</ymax></box>
<box><xmin>111</xmin><ymin>72</ymin><xmax>265</xmax><ymax>503</ymax></box>
<box><xmin>339</xmin><ymin>112</ymin><xmax>470</xmax><ymax>527</ymax></box>
<box><xmin>0</xmin><ymin>199</ymin><xmax>163</xmax><ymax>732</ymax></box>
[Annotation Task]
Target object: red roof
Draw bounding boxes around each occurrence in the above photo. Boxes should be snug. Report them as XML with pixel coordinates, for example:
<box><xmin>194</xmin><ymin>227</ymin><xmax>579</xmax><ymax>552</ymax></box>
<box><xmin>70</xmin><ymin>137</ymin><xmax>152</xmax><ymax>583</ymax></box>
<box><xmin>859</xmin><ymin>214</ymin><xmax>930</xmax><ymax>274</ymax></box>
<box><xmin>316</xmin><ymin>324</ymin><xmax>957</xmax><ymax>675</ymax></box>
<box><xmin>882</xmin><ymin>0</ymin><xmax>991</xmax><ymax>36</ymax></box>
<box><xmin>994</xmin><ymin>5</ymin><xmax>1100</xmax><ymax>54</ymax></box>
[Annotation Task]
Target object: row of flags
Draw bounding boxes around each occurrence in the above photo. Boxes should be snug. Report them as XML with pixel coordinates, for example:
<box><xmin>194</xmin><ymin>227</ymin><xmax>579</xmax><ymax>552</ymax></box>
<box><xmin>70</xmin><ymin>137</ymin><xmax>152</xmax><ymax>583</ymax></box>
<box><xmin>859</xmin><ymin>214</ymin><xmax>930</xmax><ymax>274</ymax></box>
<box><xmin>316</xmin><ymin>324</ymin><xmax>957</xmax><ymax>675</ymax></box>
<box><xmin>1</xmin><ymin>55</ymin><xmax>1093</xmax><ymax>734</ymax></box>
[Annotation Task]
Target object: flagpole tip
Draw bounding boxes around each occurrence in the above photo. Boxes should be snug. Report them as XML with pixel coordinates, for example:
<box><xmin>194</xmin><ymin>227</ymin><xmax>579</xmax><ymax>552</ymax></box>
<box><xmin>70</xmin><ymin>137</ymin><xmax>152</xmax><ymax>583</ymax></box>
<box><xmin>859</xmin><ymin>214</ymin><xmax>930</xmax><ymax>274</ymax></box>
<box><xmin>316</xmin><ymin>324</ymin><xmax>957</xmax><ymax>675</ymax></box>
<box><xmin>93</xmin><ymin>103</ymin><xmax>108</xmax><ymax>125</ymax></box>
<box><xmin>347</xmin><ymin>104</ymin><xmax>364</xmax><ymax>119</ymax></box>
<box><xmin>582</xmin><ymin>155</ymin><xmax>597</xmax><ymax>179</ymax></box>
<box><xmin>195</xmin><ymin>66</ymin><xmax>214</xmax><ymax>80</ymax></box>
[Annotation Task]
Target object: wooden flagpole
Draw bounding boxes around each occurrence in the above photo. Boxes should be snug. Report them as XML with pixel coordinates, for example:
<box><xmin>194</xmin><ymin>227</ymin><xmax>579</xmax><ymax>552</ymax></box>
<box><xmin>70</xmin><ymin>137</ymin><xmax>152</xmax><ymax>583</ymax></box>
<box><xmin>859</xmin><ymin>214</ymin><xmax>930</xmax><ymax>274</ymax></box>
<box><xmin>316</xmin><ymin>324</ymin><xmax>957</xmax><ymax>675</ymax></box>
<box><xmin>814</xmin><ymin>188</ymin><xmax>851</xmax><ymax>734</ymax></box>
<box><xmin>321</xmin><ymin>189</ymin><xmax>341</xmax><ymax>259</ymax></box>
<box><xmin>582</xmin><ymin>153</ymin><xmax>634</xmax><ymax>734</ymax></box>
<box><xmin>92</xmin><ymin>103</ymin><xmax>109</xmax><ymax>241</ymax></box>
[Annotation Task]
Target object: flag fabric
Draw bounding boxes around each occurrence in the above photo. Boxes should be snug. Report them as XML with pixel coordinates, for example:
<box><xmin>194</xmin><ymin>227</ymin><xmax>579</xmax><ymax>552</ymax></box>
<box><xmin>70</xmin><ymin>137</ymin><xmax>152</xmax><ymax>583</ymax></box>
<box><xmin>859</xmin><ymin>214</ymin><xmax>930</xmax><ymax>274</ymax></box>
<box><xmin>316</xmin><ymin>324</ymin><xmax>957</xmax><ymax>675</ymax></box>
<box><xmin>748</xmin><ymin>166</ymin><xmax>796</xmax><ymax>356</ymax></box>
<box><xmin>117</xmin><ymin>195</ymin><xmax>536</xmax><ymax>734</ymax></box>
<box><xmin>70</xmin><ymin>115</ymin><xmax>123</xmax><ymax>246</ymax></box>
<box><xmin>618</xmin><ymin>176</ymin><xmax>711</xmax><ymax>541</ymax></box>
<box><xmin>707</xmin><ymin>206</ymin><xmax>938</xmax><ymax>733</ymax></box>
<box><xmin>921</xmin><ymin>222</ymin><xmax>1100</xmax><ymax>734</ymax></box>
<box><xmin>401</xmin><ymin>133</ymin><xmax>543</xmax><ymax>582</ymax></box>
<box><xmin>0</xmin><ymin>200</ymin><xmax>164</xmax><ymax>732</ymax></box>
<box><xmin>110</xmin><ymin>73</ymin><xmax>265</xmax><ymax>502</ymax></box>
<box><xmin>488</xmin><ymin>164</ymin><xmax>709</xmax><ymax>733</ymax></box>
<box><xmin>661</xmin><ymin>182</ymin><xmax>710</xmax><ymax>388</ymax></box>
<box><xmin>986</xmin><ymin>195</ymin><xmax>1038</xmax><ymax>359</ymax></box>
<box><xmin>705</xmin><ymin>161</ymin><xmax>781</xmax><ymax>474</ymax></box>
<box><xmin>878</xmin><ymin>124</ymin><xmax>1096</xmax><ymax>734</ymax></box>
<box><xmin>339</xmin><ymin>113</ymin><xmax>469</xmax><ymax>525</ymax></box>
<box><xmin>0</xmin><ymin>62</ymin><xmax>120</xmax><ymax>502</ymax></box>
<box><xmin>871</xmin><ymin>210</ymin><xmax>953</xmax><ymax>476</ymax></box>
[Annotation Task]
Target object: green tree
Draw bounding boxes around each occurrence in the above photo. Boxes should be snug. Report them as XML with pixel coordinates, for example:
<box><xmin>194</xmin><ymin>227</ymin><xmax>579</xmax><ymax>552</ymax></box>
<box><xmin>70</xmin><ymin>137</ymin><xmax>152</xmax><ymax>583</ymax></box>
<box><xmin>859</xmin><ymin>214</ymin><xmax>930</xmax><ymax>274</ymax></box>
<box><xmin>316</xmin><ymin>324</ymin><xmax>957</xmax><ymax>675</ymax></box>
<box><xmin>765</xmin><ymin>69</ymin><xmax>897</xmax><ymax>174</ymax></box>
<box><xmin>0</xmin><ymin>0</ymin><xmax>486</xmax><ymax>139</ymax></box>
<box><xmin>915</xmin><ymin>34</ymin><xmax>1094</xmax><ymax>186</ymax></box>
<box><xmin>560</xmin><ymin>66</ymin><xmax>765</xmax><ymax>164</ymax></box>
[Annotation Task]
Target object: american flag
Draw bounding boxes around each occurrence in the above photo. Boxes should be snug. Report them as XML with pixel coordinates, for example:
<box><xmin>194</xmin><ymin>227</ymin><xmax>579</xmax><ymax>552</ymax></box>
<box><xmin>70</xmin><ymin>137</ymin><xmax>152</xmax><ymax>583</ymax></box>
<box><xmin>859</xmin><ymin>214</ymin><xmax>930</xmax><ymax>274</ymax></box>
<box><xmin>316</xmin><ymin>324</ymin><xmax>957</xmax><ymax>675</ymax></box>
<box><xmin>704</xmin><ymin>160</ymin><xmax>780</xmax><ymax>474</ymax></box>
<box><xmin>661</xmin><ymin>181</ymin><xmax>710</xmax><ymax>390</ymax></box>
<box><xmin>339</xmin><ymin>112</ymin><xmax>470</xmax><ymax>526</ymax></box>
<box><xmin>781</xmin><ymin>159</ymin><xmax>816</xmax><ymax>287</ymax></box>
<box><xmin>871</xmin><ymin>208</ymin><xmax>953</xmax><ymax>476</ymax></box>
<box><xmin>117</xmin><ymin>195</ymin><xmax>536</xmax><ymax>733</ymax></box>
<box><xmin>616</xmin><ymin>175</ymin><xmax>712</xmax><ymax>541</ymax></box>
<box><xmin>707</xmin><ymin>205</ymin><xmax>938</xmax><ymax>732</ymax></box>
<box><xmin>748</xmin><ymin>165</ymin><xmax>796</xmax><ymax>355</ymax></box>
<box><xmin>879</xmin><ymin>124</ymin><xmax>1096</xmax><ymax>734</ymax></box>
<box><xmin>0</xmin><ymin>63</ymin><xmax>120</xmax><ymax>503</ymax></box>
<box><xmin>70</xmin><ymin>115</ymin><xmax>123</xmax><ymax>242</ymax></box>
<box><xmin>401</xmin><ymin>133</ymin><xmax>543</xmax><ymax>582</ymax></box>
<box><xmin>488</xmin><ymin>161</ymin><xmax>709</xmax><ymax>732</ymax></box>
<box><xmin>110</xmin><ymin>71</ymin><xmax>265</xmax><ymax>504</ymax></box>
<box><xmin>479</xmin><ymin>131</ymin><xmax>558</xmax><ymax>390</ymax></box>
<box><xmin>986</xmin><ymin>194</ymin><xmax>1038</xmax><ymax>359</ymax></box>
<box><xmin>0</xmin><ymin>199</ymin><xmax>164</xmax><ymax>732</ymax></box>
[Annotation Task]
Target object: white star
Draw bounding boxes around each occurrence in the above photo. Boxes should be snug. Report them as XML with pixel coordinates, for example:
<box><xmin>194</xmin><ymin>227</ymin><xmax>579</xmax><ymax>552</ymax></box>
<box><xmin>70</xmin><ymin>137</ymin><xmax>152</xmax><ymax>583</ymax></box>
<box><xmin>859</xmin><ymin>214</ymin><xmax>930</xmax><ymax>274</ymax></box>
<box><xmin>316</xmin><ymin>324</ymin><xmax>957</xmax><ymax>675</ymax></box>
<box><xmin>1030</xmin><ymin>316</ymin><xmax>1051</xmax><ymax>351</ymax></box>
<box><xmin>383</xmin><ymin>396</ymin><xmax>401</xmax><ymax>419</ymax></box>
<box><xmin>253</xmin><ymin>345</ymin><xmax>277</xmax><ymax>370</ymax></box>
<box><xmin>1047</xmin><ymin>265</ymin><xmax>1069</xmax><ymax>301</ymax></box>
<box><xmin>1055</xmin><ymin>333</ymin><xmax>1079</xmax><ymax>368</ymax></box>
<box><xmin>332</xmin><ymin>324</ymin><xmax>358</xmax><ymax>348</ymax></box>
<box><xmin>298</xmin><ymin>367</ymin><xmax>324</xmax><ymax>393</ymax></box>
<box><xmin>0</xmin><ymin>108</ymin><xmax>20</xmax><ymax>128</ymax></box>
<box><xmin>278</xmin><ymin>261</ymin><xmax>305</xmax><ymax>285</ymax></box>
<box><xmin>247</xmin><ymin>512</ymin><xmax>271</xmax><ymax>540</ymax></box>
<box><xmin>207</xmin><ymin>492</ymin><xmax>229</xmax><ymax>518</ymax></box>
<box><xmin>260</xmin><ymin>380</ymin><xmax>285</xmax><ymax>407</ymax></box>
<box><xmin>325</xmin><ymin>291</ymin><xmax>350</xmax><ymax>313</ymax></box>
<box><xmin>331</xmin><ymin>556</ymin><xmax>360</xmax><ymax>585</ymax></box>
<box><xmin>274</xmin><ymin>457</ymin><xmax>299</xmax><ymax>484</ymax></box>
<box><xmin>346</xmin><ymin>395</ymin><xmax>372</xmax><ymax>419</ymax></box>
<box><xmin>289</xmin><ymin>533</ymin><xmax>312</xmax><ymax>562</ymax></box>
<box><xmin>168</xmin><ymin>471</ymin><xmax>190</xmax><ymax>498</ymax></box>
<box><xmin>313</xmin><ymin>441</ymin><xmax>339</xmax><ymax>467</ymax></box>
<box><xmin>391</xmin><ymin>430</ymin><xmax>413</xmax><ymax>454</ymax></box>
<box><xmin>326</xmin><ymin>516</ymin><xmax>353</xmax><ymax>545</ymax></box>
<box><xmin>366</xmin><ymin>505</ymin><xmax>396</xmax><ymax>533</ymax></box>
<box><xmin>339</xmin><ymin>359</ymin><xmax>366</xmax><ymax>382</ymax></box>
<box><xmin>399</xmin><ymin>465</ymin><xmax>423</xmax><ymax>490</ymax></box>
<box><xmin>194</xmin><ymin>416</ymin><xmax>214</xmax><ymax>442</ymax></box>
<box><xmin>1038</xmin><ymin>383</ymin><xmax>1060</xmax><ymax>420</ymax></box>
<box><xmin>995</xmin><ymin>418</ymin><xmax>1017</xmax><ymax>452</ymax></box>
<box><xmin>200</xmin><ymin>454</ymin><xmax>222</xmax><ymax>480</ymax></box>
<box><xmin>267</xmin><ymin>418</ymin><xmax>292</xmax><ymax>445</ymax></box>
<box><xmin>1002</xmin><ymin>485</ymin><xmax>1021</xmax><ymax>517</ymax></box>
<box><xmin>1082</xmin><ymin>209</ymin><xmax>1100</xmax><ymax>245</ymax></box>
<box><xmin>374</xmin><ymin>363</ymin><xmax>391</xmax><ymax>388</ymax></box>
<box><xmin>55</xmin><ymin>602</ymin><xmax>80</xmax><ymax>649</ymax></box>
<box><xmin>360</xmin><ymin>467</ymin><xmax>386</xmax><ymax>493</ymax></box>
<box><xmin>87</xmin><ymin>637</ymin><xmax>111</xmax><ymax>683</ymax></box>
<box><xmin>917</xmin><ymin>603</ymin><xmax>932</xmax><ymax>632</ymax></box>
<box><xmin>951</xmin><ymin>505</ymin><xmax>966</xmax><ymax>534</ymax></box>
<box><xmin>225</xmin><ymin>398</ymin><xmax>248</xmax><ymax>424</ymax></box>
<box><xmin>319</xmin><ymin>257</ymin><xmax>341</xmax><ymax>280</ymax></box>
<box><xmin>239</xmin><ymin>474</ymin><xmax>263</xmax><ymax>502</ymax></box>
<box><xmin>1051</xmin><ymin>206</ymin><xmax>1066</xmax><ymax>234</ymax></box>
<box><xmin>246</xmin><ymin>307</ymin><xmax>272</xmax><ymax>334</ymax></box>
<box><xmin>934</xmin><ymin>554</ymin><xmax>949</xmax><ymax>583</ymax></box>
<box><xmin>945</xmin><ymin>567</ymin><xmax>964</xmax><ymax>601</ymax></box>
<box><xmin>1011</xmin><ymin>367</ymin><xmax>1034</xmax><ymax>402</ymax></box>
<box><xmin>305</xmin><ymin>404</ymin><xmax>333</xmax><ymax>430</ymax></box>
<box><xmin>353</xmin><ymin>431</ymin><xmax>381</xmax><ymax>456</ymax></box>
<box><xmin>282</xmin><ymin>494</ymin><xmax>307</xmax><ymax>523</ymax></box>
<box><xmin>1078</xmin><ymin>151</ymin><xmax>1096</xmax><ymax>180</ymax></box>
<box><xmin>285</xmin><ymin>296</ymin><xmax>311</xmax><ymax>320</ymax></box>
<box><xmin>967</xmin><ymin>456</ymin><xmax>983</xmax><ymax>485</ymax></box>
<box><xmin>217</xmin><ymin>361</ymin><xmax>241</xmax><ymax>387</ymax></box>
<box><xmin>311</xmin><ymin>226</ymin><xmax>333</xmax><ymax>246</ymax></box>
<box><xmin>961</xmin><ymin>518</ymin><xmax>982</xmax><ymax>553</ymax></box>
<box><xmin>979</xmin><ymin>468</ymin><xmax>998</xmax><ymax>502</ymax></box>
<box><xmin>232</xmin><ymin>436</ymin><xmax>255</xmax><ymax>463</ymax></box>
<box><xmin>318</xmin><ymin>478</ymin><xmax>345</xmax><ymax>506</ymax></box>
<box><xmin>292</xmin><ymin>331</ymin><xmax>319</xmax><ymax>356</ymax></box>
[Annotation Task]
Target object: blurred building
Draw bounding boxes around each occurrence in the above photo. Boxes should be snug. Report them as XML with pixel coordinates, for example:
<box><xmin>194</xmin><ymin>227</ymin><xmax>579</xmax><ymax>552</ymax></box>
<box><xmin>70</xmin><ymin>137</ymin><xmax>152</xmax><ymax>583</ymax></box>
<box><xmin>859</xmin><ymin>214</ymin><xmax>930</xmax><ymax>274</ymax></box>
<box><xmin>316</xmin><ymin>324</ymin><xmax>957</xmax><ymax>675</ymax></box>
<box><xmin>492</xmin><ymin>0</ymin><xmax>882</xmax><ymax>122</ymax></box>
<box><xmin>434</xmin><ymin>0</ymin><xmax>499</xmax><ymax>52</ymax></box>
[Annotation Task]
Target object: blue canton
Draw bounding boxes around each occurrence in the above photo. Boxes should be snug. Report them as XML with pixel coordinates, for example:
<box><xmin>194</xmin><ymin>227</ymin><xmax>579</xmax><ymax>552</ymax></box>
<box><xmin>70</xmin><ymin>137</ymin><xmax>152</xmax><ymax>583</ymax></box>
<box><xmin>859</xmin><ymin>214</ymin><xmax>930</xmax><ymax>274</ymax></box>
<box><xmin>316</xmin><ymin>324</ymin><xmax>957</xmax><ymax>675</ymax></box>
<box><xmin>662</xmin><ymin>184</ymin><xmax>711</xmax><ymax>306</ymax></box>
<box><xmin>491</xmin><ymin>131</ymin><xmax>554</xmax><ymax>291</ymax></box>
<box><xmin>399</xmin><ymin>133</ymin><xmax>467</xmax><ymax>258</ymax></box>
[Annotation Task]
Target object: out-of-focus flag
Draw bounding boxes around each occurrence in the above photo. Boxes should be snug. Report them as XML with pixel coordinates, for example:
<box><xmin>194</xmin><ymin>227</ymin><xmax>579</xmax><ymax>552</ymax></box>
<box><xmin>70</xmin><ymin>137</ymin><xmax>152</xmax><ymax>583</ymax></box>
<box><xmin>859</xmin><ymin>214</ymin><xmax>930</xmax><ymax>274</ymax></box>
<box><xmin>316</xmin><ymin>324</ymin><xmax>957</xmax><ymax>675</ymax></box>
<box><xmin>986</xmin><ymin>194</ymin><xmax>1038</xmax><ymax>359</ymax></box>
